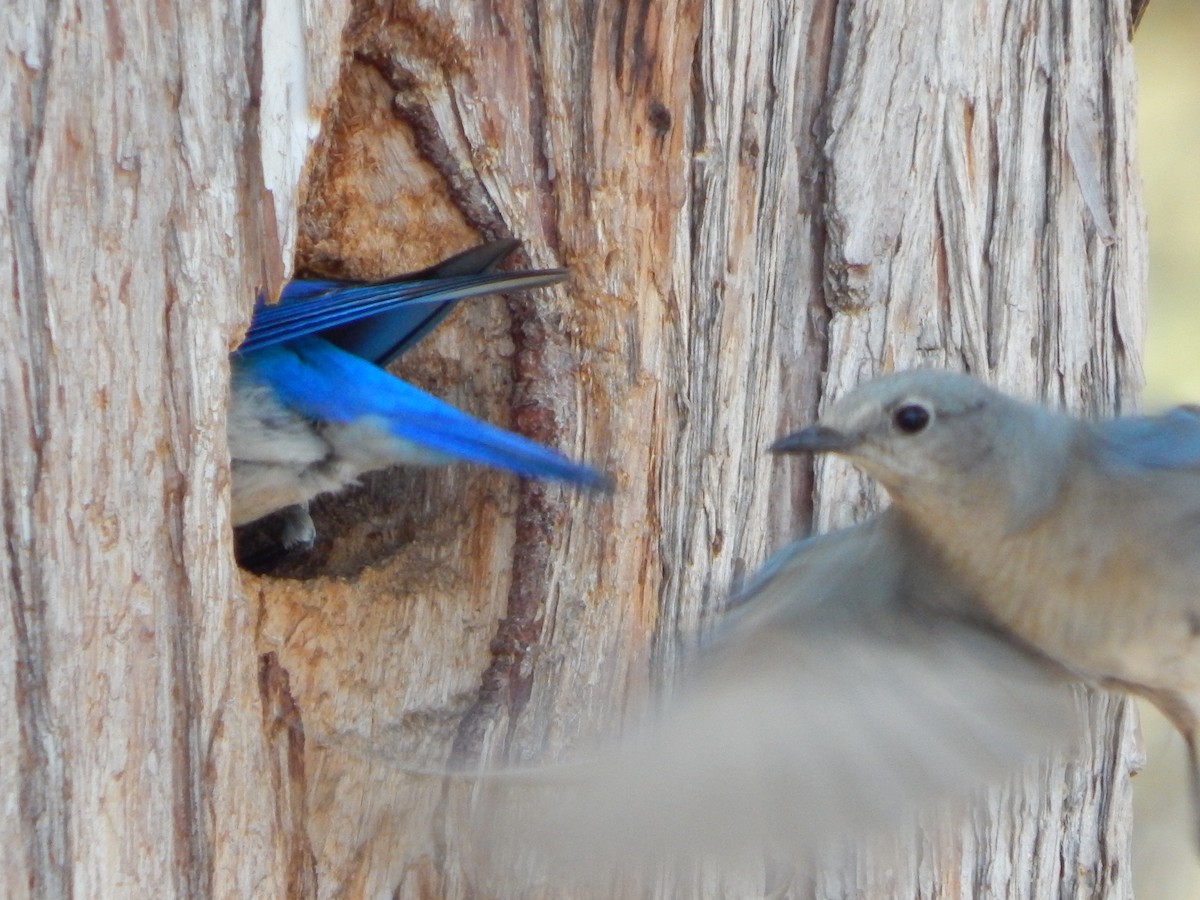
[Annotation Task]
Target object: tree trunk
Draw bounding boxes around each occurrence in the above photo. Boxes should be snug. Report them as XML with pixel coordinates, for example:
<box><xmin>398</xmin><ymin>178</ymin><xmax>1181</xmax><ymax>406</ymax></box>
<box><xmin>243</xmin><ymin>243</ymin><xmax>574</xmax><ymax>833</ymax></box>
<box><xmin>2</xmin><ymin>0</ymin><xmax>1146</xmax><ymax>897</ymax></box>
<box><xmin>1</xmin><ymin>2</ymin><xmax>292</xmax><ymax>897</ymax></box>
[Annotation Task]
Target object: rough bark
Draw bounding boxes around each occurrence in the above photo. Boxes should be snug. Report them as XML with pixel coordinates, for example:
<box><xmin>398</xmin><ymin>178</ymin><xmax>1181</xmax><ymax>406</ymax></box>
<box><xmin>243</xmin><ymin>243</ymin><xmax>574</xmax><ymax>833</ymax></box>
<box><xmin>0</xmin><ymin>1</ymin><xmax>292</xmax><ymax>897</ymax></box>
<box><xmin>2</xmin><ymin>0</ymin><xmax>1147</xmax><ymax>897</ymax></box>
<box><xmin>249</xmin><ymin>0</ymin><xmax>1147</xmax><ymax>898</ymax></box>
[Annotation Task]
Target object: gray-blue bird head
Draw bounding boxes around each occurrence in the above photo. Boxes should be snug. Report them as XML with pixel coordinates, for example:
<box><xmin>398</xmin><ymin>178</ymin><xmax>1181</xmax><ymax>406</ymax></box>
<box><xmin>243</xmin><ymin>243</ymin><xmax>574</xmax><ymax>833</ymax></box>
<box><xmin>772</xmin><ymin>370</ymin><xmax>1074</xmax><ymax>527</ymax></box>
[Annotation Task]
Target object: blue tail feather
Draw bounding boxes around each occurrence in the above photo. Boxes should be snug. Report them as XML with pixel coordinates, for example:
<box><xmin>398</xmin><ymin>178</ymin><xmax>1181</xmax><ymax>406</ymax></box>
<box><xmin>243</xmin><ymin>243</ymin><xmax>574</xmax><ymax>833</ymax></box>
<box><xmin>238</xmin><ymin>337</ymin><xmax>609</xmax><ymax>490</ymax></box>
<box><xmin>230</xmin><ymin>241</ymin><xmax>605</xmax><ymax>538</ymax></box>
<box><xmin>237</xmin><ymin>240</ymin><xmax>566</xmax><ymax>366</ymax></box>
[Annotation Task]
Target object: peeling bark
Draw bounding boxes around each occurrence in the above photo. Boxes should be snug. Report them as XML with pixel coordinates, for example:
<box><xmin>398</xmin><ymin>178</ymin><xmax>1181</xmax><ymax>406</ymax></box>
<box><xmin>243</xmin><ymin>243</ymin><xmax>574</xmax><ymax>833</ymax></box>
<box><xmin>1</xmin><ymin>0</ymin><xmax>1146</xmax><ymax>897</ymax></box>
<box><xmin>253</xmin><ymin>1</ymin><xmax>1144</xmax><ymax>897</ymax></box>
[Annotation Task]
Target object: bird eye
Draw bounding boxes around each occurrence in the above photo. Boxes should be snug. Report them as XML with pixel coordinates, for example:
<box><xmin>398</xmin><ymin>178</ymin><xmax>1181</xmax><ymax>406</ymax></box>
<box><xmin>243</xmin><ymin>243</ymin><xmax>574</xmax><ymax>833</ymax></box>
<box><xmin>892</xmin><ymin>403</ymin><xmax>931</xmax><ymax>434</ymax></box>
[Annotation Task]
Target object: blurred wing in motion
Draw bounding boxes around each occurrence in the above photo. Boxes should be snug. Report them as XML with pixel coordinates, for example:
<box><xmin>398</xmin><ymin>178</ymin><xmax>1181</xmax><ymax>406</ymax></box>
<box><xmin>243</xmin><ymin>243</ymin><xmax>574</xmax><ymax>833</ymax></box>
<box><xmin>466</xmin><ymin>511</ymin><xmax>1079</xmax><ymax>882</ymax></box>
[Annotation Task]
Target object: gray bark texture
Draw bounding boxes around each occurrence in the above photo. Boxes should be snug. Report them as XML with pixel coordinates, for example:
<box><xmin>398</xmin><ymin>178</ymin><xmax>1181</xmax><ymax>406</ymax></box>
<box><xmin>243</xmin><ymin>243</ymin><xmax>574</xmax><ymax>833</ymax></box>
<box><xmin>1</xmin><ymin>1</ymin><xmax>286</xmax><ymax>897</ymax></box>
<box><xmin>1</xmin><ymin>0</ymin><xmax>1146</xmax><ymax>897</ymax></box>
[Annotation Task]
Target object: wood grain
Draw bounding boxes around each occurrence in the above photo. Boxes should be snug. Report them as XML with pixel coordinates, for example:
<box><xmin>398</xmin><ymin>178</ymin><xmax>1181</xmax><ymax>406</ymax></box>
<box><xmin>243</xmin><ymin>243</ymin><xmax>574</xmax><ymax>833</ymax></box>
<box><xmin>1</xmin><ymin>0</ymin><xmax>1147</xmax><ymax>896</ymax></box>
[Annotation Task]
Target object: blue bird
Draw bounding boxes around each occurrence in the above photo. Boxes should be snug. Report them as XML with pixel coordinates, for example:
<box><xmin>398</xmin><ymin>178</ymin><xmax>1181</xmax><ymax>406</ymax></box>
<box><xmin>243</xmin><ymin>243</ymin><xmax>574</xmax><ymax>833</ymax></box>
<box><xmin>230</xmin><ymin>240</ymin><xmax>607</xmax><ymax>550</ymax></box>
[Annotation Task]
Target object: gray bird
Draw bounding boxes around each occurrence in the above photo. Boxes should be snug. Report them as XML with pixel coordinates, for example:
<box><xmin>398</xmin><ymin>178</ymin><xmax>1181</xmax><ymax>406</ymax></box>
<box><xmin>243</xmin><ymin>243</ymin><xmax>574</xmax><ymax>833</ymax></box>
<box><xmin>773</xmin><ymin>368</ymin><xmax>1200</xmax><ymax>840</ymax></box>
<box><xmin>473</xmin><ymin>369</ymin><xmax>1200</xmax><ymax>882</ymax></box>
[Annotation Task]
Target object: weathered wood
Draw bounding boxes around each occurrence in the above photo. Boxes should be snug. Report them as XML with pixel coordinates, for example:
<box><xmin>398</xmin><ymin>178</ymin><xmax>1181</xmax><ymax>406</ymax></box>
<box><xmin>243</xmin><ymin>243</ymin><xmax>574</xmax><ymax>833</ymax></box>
<box><xmin>0</xmin><ymin>1</ymin><xmax>303</xmax><ymax>896</ymax></box>
<box><xmin>1</xmin><ymin>0</ymin><xmax>1148</xmax><ymax>896</ymax></box>
<box><xmin>249</xmin><ymin>0</ymin><xmax>1147</xmax><ymax>897</ymax></box>
<box><xmin>807</xmin><ymin>3</ymin><xmax>1146</xmax><ymax>895</ymax></box>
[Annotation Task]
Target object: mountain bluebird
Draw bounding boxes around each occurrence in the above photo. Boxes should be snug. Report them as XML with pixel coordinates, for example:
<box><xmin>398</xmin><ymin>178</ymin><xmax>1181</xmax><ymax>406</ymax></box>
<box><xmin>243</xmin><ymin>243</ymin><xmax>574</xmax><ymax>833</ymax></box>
<box><xmin>773</xmin><ymin>368</ymin><xmax>1200</xmax><ymax>840</ymax></box>
<box><xmin>229</xmin><ymin>240</ymin><xmax>607</xmax><ymax>550</ymax></box>
<box><xmin>476</xmin><ymin>369</ymin><xmax>1200</xmax><ymax>876</ymax></box>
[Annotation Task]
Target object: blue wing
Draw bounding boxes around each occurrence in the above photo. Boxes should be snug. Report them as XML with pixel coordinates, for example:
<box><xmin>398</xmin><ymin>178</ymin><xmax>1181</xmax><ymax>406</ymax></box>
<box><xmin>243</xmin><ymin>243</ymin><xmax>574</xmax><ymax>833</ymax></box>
<box><xmin>239</xmin><ymin>338</ymin><xmax>610</xmax><ymax>489</ymax></box>
<box><xmin>1097</xmin><ymin>406</ymin><xmax>1200</xmax><ymax>470</ymax></box>
<box><xmin>237</xmin><ymin>240</ymin><xmax>567</xmax><ymax>366</ymax></box>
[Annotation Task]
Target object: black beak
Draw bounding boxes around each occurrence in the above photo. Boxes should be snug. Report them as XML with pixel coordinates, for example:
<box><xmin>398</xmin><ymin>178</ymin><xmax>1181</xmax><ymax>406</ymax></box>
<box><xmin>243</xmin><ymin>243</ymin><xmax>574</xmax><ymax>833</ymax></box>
<box><xmin>770</xmin><ymin>425</ymin><xmax>855</xmax><ymax>455</ymax></box>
